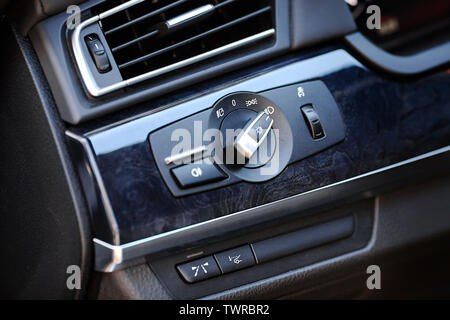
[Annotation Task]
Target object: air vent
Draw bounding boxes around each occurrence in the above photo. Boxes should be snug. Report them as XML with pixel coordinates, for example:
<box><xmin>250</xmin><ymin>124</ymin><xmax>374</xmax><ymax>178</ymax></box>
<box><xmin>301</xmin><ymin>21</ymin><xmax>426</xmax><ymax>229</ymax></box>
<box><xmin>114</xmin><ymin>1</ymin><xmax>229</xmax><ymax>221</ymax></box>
<box><xmin>71</xmin><ymin>0</ymin><xmax>277</xmax><ymax>97</ymax></box>
<box><xmin>94</xmin><ymin>0</ymin><xmax>275</xmax><ymax>82</ymax></box>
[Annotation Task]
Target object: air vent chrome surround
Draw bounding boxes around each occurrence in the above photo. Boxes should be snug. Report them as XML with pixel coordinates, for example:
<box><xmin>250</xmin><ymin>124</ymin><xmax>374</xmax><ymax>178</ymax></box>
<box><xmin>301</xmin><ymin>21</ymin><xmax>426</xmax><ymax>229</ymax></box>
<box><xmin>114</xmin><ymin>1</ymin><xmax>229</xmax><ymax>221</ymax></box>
<box><xmin>71</xmin><ymin>0</ymin><xmax>276</xmax><ymax>97</ymax></box>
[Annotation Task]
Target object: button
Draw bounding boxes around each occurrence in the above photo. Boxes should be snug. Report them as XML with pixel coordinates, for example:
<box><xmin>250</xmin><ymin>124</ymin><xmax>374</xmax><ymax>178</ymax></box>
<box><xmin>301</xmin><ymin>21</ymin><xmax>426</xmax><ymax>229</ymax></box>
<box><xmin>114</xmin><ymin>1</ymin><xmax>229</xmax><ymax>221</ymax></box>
<box><xmin>301</xmin><ymin>105</ymin><xmax>324</xmax><ymax>139</ymax></box>
<box><xmin>87</xmin><ymin>36</ymin><xmax>105</xmax><ymax>55</ymax></box>
<box><xmin>251</xmin><ymin>216</ymin><xmax>354</xmax><ymax>264</ymax></box>
<box><xmin>214</xmin><ymin>245</ymin><xmax>255</xmax><ymax>274</ymax></box>
<box><xmin>177</xmin><ymin>256</ymin><xmax>221</xmax><ymax>283</ymax></box>
<box><xmin>171</xmin><ymin>159</ymin><xmax>226</xmax><ymax>188</ymax></box>
<box><xmin>85</xmin><ymin>34</ymin><xmax>111</xmax><ymax>73</ymax></box>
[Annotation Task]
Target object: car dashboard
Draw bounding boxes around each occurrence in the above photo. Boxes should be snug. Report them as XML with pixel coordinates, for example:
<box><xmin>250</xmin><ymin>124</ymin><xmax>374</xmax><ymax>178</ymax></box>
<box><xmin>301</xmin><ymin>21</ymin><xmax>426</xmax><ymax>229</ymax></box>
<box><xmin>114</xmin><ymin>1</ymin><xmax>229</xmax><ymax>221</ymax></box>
<box><xmin>1</xmin><ymin>0</ymin><xmax>450</xmax><ymax>300</ymax></box>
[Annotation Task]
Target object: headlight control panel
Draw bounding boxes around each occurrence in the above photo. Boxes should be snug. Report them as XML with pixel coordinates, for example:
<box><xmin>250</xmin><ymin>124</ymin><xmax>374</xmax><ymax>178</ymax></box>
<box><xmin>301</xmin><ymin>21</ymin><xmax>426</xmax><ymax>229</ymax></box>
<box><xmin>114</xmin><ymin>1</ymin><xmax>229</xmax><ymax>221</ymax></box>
<box><xmin>150</xmin><ymin>80</ymin><xmax>346</xmax><ymax>197</ymax></box>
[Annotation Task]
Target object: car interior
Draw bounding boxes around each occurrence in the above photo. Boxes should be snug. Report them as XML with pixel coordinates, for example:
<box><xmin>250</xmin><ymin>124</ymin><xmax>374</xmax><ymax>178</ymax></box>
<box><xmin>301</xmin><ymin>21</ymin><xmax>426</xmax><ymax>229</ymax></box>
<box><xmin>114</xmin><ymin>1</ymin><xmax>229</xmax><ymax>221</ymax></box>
<box><xmin>1</xmin><ymin>0</ymin><xmax>450</xmax><ymax>300</ymax></box>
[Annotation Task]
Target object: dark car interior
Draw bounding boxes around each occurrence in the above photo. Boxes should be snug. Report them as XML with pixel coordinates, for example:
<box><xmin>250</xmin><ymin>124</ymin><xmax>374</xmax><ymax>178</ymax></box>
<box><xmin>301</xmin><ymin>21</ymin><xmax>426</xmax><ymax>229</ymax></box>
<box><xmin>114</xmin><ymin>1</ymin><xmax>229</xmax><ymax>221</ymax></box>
<box><xmin>1</xmin><ymin>0</ymin><xmax>450</xmax><ymax>300</ymax></box>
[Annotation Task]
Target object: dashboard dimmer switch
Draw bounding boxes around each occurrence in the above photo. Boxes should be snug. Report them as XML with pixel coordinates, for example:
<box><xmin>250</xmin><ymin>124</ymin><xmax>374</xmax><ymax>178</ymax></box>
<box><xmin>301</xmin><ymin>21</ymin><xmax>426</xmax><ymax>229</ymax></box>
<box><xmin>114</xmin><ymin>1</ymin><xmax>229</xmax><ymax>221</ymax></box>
<box><xmin>301</xmin><ymin>105</ymin><xmax>324</xmax><ymax>139</ymax></box>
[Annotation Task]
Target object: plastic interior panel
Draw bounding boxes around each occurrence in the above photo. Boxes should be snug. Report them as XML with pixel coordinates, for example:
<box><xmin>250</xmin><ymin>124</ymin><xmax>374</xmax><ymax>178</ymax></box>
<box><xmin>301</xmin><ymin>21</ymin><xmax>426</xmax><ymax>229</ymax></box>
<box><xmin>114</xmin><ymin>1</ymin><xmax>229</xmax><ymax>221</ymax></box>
<box><xmin>73</xmin><ymin>48</ymin><xmax>450</xmax><ymax>246</ymax></box>
<box><xmin>345</xmin><ymin>32</ymin><xmax>450</xmax><ymax>76</ymax></box>
<box><xmin>148</xmin><ymin>199</ymin><xmax>373</xmax><ymax>299</ymax></box>
<box><xmin>149</xmin><ymin>80</ymin><xmax>345</xmax><ymax>197</ymax></box>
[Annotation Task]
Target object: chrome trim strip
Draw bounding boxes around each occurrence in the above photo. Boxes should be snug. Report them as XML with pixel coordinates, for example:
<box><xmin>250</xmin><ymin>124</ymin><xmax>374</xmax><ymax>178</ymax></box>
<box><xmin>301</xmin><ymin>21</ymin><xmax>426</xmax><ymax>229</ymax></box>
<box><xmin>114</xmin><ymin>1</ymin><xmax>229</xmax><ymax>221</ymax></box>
<box><xmin>93</xmin><ymin>238</ymin><xmax>123</xmax><ymax>272</ymax></box>
<box><xmin>66</xmin><ymin>131</ymin><xmax>121</xmax><ymax>245</ymax></box>
<box><xmin>99</xmin><ymin>0</ymin><xmax>145</xmax><ymax>20</ymax></box>
<box><xmin>70</xmin><ymin>0</ymin><xmax>275</xmax><ymax>97</ymax></box>
<box><xmin>166</xmin><ymin>4</ymin><xmax>214</xmax><ymax>28</ymax></box>
<box><xmin>91</xmin><ymin>145</ymin><xmax>450</xmax><ymax>272</ymax></box>
<box><xmin>164</xmin><ymin>145</ymin><xmax>207</xmax><ymax>165</ymax></box>
<box><xmin>125</xmin><ymin>29</ymin><xmax>275</xmax><ymax>86</ymax></box>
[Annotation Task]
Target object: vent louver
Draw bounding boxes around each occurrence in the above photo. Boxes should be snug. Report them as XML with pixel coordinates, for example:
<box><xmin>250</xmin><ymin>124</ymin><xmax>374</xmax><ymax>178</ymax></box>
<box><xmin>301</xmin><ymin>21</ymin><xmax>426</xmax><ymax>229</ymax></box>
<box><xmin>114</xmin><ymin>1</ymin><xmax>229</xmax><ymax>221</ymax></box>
<box><xmin>93</xmin><ymin>0</ymin><xmax>275</xmax><ymax>82</ymax></box>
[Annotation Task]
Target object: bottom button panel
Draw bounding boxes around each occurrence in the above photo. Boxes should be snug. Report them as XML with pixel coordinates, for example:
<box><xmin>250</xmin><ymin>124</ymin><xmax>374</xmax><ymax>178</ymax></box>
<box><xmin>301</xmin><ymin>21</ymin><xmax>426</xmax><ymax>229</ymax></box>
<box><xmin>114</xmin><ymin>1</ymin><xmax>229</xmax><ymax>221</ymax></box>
<box><xmin>176</xmin><ymin>256</ymin><xmax>221</xmax><ymax>283</ymax></box>
<box><xmin>214</xmin><ymin>245</ymin><xmax>256</xmax><ymax>274</ymax></box>
<box><xmin>176</xmin><ymin>216</ymin><xmax>354</xmax><ymax>284</ymax></box>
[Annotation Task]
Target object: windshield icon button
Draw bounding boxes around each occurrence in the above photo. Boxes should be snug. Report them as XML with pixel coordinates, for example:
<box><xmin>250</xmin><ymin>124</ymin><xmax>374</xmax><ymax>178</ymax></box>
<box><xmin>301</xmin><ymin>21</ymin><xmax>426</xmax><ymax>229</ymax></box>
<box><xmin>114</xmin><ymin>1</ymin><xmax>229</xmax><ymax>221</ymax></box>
<box><xmin>215</xmin><ymin>245</ymin><xmax>255</xmax><ymax>274</ymax></box>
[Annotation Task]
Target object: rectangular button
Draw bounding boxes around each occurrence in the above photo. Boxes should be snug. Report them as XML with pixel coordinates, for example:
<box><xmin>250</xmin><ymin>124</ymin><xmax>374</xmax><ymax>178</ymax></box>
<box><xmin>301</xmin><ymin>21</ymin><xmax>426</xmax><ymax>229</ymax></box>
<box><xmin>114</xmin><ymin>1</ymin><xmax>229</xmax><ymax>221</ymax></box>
<box><xmin>252</xmin><ymin>216</ymin><xmax>354</xmax><ymax>264</ymax></box>
<box><xmin>171</xmin><ymin>159</ymin><xmax>226</xmax><ymax>188</ymax></box>
<box><xmin>214</xmin><ymin>245</ymin><xmax>255</xmax><ymax>274</ymax></box>
<box><xmin>177</xmin><ymin>255</ymin><xmax>221</xmax><ymax>283</ymax></box>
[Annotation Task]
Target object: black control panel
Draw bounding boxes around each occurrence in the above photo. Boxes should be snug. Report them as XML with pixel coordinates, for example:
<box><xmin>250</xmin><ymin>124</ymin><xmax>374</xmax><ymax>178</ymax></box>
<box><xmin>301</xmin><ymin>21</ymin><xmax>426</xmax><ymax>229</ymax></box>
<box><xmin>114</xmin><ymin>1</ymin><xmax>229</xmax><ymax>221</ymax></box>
<box><xmin>177</xmin><ymin>245</ymin><xmax>256</xmax><ymax>283</ymax></box>
<box><xmin>146</xmin><ymin>195</ymin><xmax>374</xmax><ymax>299</ymax></box>
<box><xmin>175</xmin><ymin>215</ymin><xmax>354</xmax><ymax>284</ymax></box>
<box><xmin>149</xmin><ymin>80</ymin><xmax>346</xmax><ymax>197</ymax></box>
